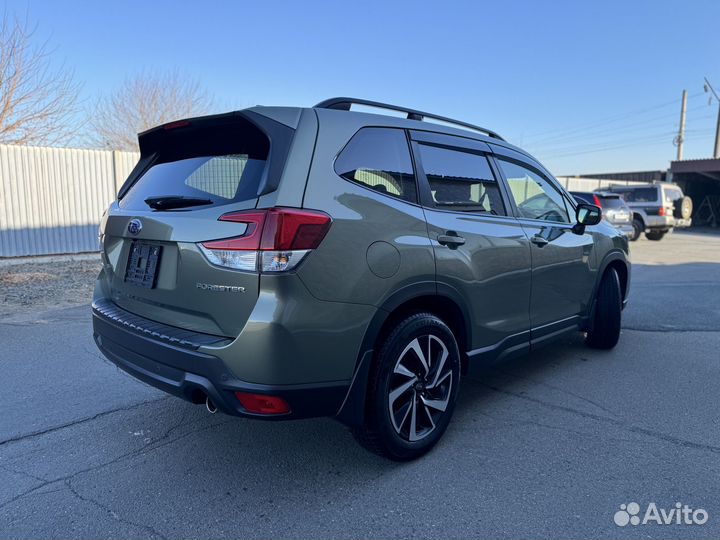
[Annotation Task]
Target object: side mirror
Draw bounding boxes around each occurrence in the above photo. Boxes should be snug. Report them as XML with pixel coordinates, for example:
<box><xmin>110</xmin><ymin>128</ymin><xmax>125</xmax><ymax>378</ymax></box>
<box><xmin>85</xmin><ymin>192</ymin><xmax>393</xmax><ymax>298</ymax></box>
<box><xmin>573</xmin><ymin>203</ymin><xmax>602</xmax><ymax>234</ymax></box>
<box><xmin>576</xmin><ymin>203</ymin><xmax>602</xmax><ymax>226</ymax></box>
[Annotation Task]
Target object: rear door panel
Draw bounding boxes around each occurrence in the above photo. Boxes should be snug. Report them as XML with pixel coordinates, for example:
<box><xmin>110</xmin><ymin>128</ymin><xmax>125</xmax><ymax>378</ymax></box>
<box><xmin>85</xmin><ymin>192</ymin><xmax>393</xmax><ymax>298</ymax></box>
<box><xmin>424</xmin><ymin>211</ymin><xmax>532</xmax><ymax>349</ymax></box>
<box><xmin>411</xmin><ymin>132</ymin><xmax>532</xmax><ymax>352</ymax></box>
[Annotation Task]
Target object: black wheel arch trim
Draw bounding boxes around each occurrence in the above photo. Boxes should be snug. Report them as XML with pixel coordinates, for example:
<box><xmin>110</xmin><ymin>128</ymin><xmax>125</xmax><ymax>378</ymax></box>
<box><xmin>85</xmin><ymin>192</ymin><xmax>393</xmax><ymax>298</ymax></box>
<box><xmin>336</xmin><ymin>280</ymin><xmax>472</xmax><ymax>428</ymax></box>
<box><xmin>357</xmin><ymin>281</ymin><xmax>472</xmax><ymax>357</ymax></box>
<box><xmin>593</xmin><ymin>249</ymin><xmax>630</xmax><ymax>308</ymax></box>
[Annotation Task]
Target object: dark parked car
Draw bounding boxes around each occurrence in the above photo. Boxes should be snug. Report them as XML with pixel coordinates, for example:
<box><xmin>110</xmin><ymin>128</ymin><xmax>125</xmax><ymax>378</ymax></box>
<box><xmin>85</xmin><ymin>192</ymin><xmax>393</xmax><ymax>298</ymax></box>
<box><xmin>93</xmin><ymin>97</ymin><xmax>630</xmax><ymax>460</ymax></box>
<box><xmin>570</xmin><ymin>191</ymin><xmax>634</xmax><ymax>239</ymax></box>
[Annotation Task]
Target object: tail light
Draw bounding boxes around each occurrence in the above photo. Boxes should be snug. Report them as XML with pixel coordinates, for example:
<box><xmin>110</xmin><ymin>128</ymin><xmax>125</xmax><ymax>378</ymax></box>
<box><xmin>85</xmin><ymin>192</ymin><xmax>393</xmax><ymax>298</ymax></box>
<box><xmin>658</xmin><ymin>207</ymin><xmax>666</xmax><ymax>216</ymax></box>
<box><xmin>198</xmin><ymin>208</ymin><xmax>332</xmax><ymax>272</ymax></box>
<box><xmin>593</xmin><ymin>194</ymin><xmax>602</xmax><ymax>207</ymax></box>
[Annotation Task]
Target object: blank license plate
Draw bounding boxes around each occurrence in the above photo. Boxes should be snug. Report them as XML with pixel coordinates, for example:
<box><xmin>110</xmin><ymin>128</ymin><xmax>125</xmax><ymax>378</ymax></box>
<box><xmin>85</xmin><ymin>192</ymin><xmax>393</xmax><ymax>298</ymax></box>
<box><xmin>124</xmin><ymin>242</ymin><xmax>162</xmax><ymax>288</ymax></box>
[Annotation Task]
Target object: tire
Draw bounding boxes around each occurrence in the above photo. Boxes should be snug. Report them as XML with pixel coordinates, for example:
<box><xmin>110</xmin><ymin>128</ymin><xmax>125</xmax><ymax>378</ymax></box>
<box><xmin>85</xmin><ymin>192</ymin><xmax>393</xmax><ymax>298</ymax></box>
<box><xmin>645</xmin><ymin>230</ymin><xmax>666</xmax><ymax>241</ymax></box>
<box><xmin>674</xmin><ymin>196</ymin><xmax>693</xmax><ymax>219</ymax></box>
<box><xmin>630</xmin><ymin>218</ymin><xmax>643</xmax><ymax>241</ymax></box>
<box><xmin>352</xmin><ymin>313</ymin><xmax>461</xmax><ymax>461</ymax></box>
<box><xmin>586</xmin><ymin>268</ymin><xmax>622</xmax><ymax>350</ymax></box>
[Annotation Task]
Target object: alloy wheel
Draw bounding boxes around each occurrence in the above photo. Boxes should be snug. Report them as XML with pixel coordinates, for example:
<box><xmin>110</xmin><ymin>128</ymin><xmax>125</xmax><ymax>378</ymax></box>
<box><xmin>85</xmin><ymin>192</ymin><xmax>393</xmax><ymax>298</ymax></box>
<box><xmin>387</xmin><ymin>335</ymin><xmax>453</xmax><ymax>442</ymax></box>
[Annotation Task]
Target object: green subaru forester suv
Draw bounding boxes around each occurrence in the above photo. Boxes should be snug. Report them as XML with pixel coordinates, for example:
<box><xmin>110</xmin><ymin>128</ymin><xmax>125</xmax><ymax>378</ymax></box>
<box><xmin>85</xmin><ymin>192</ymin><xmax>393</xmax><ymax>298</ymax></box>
<box><xmin>93</xmin><ymin>98</ymin><xmax>630</xmax><ymax>460</ymax></box>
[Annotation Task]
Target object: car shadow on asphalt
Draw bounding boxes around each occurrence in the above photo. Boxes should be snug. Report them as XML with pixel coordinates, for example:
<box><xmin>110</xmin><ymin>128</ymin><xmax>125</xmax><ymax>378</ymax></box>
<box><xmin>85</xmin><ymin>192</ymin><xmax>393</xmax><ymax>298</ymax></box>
<box><xmin>131</xmin><ymin>333</ymin><xmax>596</xmax><ymax>474</ymax></box>
<box><xmin>453</xmin><ymin>333</ymin><xmax>595</xmax><ymax>415</ymax></box>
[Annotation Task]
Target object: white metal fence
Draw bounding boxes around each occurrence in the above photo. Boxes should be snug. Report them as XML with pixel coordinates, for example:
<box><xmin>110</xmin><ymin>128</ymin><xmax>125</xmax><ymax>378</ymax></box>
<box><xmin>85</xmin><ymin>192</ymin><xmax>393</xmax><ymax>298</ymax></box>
<box><xmin>0</xmin><ymin>144</ymin><xmax>139</xmax><ymax>257</ymax></box>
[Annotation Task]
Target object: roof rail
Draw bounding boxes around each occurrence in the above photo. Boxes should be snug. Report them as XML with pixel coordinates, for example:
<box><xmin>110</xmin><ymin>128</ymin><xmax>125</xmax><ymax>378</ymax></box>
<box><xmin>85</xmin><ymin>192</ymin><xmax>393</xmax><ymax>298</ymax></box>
<box><xmin>314</xmin><ymin>97</ymin><xmax>505</xmax><ymax>141</ymax></box>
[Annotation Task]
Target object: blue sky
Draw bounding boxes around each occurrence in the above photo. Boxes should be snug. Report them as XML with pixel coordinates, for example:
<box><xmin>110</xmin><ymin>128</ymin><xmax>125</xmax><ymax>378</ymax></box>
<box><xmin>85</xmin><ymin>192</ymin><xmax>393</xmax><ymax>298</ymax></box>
<box><xmin>4</xmin><ymin>0</ymin><xmax>719</xmax><ymax>175</ymax></box>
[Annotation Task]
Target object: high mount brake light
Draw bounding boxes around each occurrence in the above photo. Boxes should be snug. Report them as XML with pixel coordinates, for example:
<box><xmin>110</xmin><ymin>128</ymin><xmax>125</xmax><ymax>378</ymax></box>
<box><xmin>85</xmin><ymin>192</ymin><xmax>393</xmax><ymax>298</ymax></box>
<box><xmin>198</xmin><ymin>208</ymin><xmax>332</xmax><ymax>272</ymax></box>
<box><xmin>163</xmin><ymin>120</ymin><xmax>191</xmax><ymax>130</ymax></box>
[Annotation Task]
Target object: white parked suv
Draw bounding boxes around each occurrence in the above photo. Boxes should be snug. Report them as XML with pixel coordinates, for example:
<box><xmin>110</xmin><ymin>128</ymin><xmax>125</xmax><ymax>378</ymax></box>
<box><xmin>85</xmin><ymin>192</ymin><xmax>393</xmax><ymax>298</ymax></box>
<box><xmin>603</xmin><ymin>183</ymin><xmax>692</xmax><ymax>241</ymax></box>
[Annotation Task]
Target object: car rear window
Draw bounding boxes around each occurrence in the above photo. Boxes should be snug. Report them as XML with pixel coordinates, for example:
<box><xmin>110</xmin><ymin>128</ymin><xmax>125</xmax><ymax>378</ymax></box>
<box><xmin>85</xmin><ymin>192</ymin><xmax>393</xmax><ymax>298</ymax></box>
<box><xmin>664</xmin><ymin>187</ymin><xmax>684</xmax><ymax>202</ymax></box>
<box><xmin>570</xmin><ymin>192</ymin><xmax>594</xmax><ymax>204</ymax></box>
<box><xmin>120</xmin><ymin>118</ymin><xmax>270</xmax><ymax>211</ymax></box>
<box><xmin>597</xmin><ymin>195</ymin><xmax>625</xmax><ymax>209</ymax></box>
<box><xmin>573</xmin><ymin>194</ymin><xmax>591</xmax><ymax>204</ymax></box>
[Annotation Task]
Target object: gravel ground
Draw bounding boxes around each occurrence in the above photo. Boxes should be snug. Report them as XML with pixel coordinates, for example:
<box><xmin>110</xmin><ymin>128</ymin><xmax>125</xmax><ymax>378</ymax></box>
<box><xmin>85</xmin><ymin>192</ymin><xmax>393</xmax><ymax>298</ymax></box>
<box><xmin>0</xmin><ymin>257</ymin><xmax>101</xmax><ymax>319</ymax></box>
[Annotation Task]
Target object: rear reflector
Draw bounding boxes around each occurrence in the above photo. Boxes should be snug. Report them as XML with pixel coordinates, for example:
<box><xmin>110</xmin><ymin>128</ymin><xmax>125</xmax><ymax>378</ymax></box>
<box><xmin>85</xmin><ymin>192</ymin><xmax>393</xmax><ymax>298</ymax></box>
<box><xmin>235</xmin><ymin>392</ymin><xmax>290</xmax><ymax>415</ymax></box>
<box><xmin>199</xmin><ymin>208</ymin><xmax>331</xmax><ymax>272</ymax></box>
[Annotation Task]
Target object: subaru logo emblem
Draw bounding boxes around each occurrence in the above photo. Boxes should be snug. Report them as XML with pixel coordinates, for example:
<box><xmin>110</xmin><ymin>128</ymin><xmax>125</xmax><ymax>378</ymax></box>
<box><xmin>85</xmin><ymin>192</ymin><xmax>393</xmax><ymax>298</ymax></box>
<box><xmin>127</xmin><ymin>219</ymin><xmax>142</xmax><ymax>236</ymax></box>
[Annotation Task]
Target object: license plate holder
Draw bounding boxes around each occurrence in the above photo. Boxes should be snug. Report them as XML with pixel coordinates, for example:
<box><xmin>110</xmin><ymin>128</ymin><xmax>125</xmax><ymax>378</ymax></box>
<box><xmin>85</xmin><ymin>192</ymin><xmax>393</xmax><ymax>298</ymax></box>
<box><xmin>124</xmin><ymin>242</ymin><xmax>162</xmax><ymax>288</ymax></box>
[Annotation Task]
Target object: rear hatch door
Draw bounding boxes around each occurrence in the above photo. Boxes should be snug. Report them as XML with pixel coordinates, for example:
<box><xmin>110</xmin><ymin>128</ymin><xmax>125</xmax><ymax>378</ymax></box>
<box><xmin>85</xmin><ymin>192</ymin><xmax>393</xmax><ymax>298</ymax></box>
<box><xmin>99</xmin><ymin>111</ymin><xmax>293</xmax><ymax>337</ymax></box>
<box><xmin>598</xmin><ymin>194</ymin><xmax>631</xmax><ymax>224</ymax></box>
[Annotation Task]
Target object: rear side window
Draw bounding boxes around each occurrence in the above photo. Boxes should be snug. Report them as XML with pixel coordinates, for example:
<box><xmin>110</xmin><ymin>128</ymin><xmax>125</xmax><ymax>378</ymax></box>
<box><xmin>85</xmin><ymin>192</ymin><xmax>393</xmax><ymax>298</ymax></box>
<box><xmin>416</xmin><ymin>144</ymin><xmax>505</xmax><ymax>215</ymax></box>
<box><xmin>335</xmin><ymin>128</ymin><xmax>417</xmax><ymax>203</ymax></box>
<box><xmin>120</xmin><ymin>118</ymin><xmax>270</xmax><ymax>211</ymax></box>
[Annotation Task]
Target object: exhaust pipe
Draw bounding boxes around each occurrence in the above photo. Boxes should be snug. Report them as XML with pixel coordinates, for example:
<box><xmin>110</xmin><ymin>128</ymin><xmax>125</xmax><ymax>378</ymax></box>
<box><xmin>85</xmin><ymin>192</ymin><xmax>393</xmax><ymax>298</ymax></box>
<box><xmin>205</xmin><ymin>396</ymin><xmax>217</xmax><ymax>414</ymax></box>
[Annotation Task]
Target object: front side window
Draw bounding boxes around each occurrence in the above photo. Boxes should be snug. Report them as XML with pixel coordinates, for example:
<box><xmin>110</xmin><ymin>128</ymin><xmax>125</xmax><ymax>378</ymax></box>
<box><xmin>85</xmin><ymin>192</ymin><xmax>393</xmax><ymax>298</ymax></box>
<box><xmin>416</xmin><ymin>144</ymin><xmax>505</xmax><ymax>215</ymax></box>
<box><xmin>497</xmin><ymin>159</ymin><xmax>570</xmax><ymax>223</ymax></box>
<box><xmin>335</xmin><ymin>128</ymin><xmax>417</xmax><ymax>203</ymax></box>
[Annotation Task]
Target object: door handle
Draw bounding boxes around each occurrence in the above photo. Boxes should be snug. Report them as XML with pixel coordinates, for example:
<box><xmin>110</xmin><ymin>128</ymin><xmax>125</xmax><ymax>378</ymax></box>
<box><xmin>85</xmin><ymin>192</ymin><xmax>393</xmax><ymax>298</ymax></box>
<box><xmin>437</xmin><ymin>233</ymin><xmax>466</xmax><ymax>248</ymax></box>
<box><xmin>530</xmin><ymin>235</ymin><xmax>549</xmax><ymax>247</ymax></box>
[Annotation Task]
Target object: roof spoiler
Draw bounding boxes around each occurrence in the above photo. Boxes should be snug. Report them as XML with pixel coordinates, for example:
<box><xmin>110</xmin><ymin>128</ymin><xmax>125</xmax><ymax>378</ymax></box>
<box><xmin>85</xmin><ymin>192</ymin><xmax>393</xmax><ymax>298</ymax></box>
<box><xmin>119</xmin><ymin>110</ymin><xmax>294</xmax><ymax>200</ymax></box>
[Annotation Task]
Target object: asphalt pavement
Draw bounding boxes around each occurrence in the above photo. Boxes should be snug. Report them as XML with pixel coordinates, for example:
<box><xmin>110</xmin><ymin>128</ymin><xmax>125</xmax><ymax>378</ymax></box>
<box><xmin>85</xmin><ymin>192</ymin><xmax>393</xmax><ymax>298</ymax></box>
<box><xmin>1</xmin><ymin>230</ymin><xmax>719</xmax><ymax>539</ymax></box>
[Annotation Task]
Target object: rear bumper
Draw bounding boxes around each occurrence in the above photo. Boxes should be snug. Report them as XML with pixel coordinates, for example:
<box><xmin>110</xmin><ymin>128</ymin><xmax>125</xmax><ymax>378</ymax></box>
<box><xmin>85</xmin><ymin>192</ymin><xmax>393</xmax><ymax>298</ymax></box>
<box><xmin>92</xmin><ymin>301</ymin><xmax>349</xmax><ymax>420</ymax></box>
<box><xmin>643</xmin><ymin>215</ymin><xmax>674</xmax><ymax>230</ymax></box>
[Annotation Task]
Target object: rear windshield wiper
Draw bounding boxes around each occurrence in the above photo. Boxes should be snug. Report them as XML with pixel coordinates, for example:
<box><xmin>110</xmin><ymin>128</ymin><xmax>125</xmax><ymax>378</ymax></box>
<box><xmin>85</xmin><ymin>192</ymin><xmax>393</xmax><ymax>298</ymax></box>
<box><xmin>144</xmin><ymin>196</ymin><xmax>214</xmax><ymax>210</ymax></box>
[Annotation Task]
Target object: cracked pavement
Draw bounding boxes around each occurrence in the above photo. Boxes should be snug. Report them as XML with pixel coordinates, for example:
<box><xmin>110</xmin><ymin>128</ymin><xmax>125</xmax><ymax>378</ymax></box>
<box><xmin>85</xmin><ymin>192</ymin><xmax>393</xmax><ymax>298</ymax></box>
<box><xmin>1</xmin><ymin>230</ymin><xmax>719</xmax><ymax>539</ymax></box>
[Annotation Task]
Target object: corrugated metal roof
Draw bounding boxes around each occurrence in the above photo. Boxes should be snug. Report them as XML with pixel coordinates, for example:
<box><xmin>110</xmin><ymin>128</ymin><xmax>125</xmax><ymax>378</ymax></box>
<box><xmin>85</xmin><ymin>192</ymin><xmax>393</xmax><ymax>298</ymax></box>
<box><xmin>670</xmin><ymin>158</ymin><xmax>720</xmax><ymax>174</ymax></box>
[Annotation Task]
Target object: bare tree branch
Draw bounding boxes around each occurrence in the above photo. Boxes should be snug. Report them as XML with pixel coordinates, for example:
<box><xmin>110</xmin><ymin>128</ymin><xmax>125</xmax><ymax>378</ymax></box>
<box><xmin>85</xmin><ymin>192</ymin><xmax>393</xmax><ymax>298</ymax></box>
<box><xmin>88</xmin><ymin>71</ymin><xmax>214</xmax><ymax>151</ymax></box>
<box><xmin>0</xmin><ymin>13</ymin><xmax>81</xmax><ymax>146</ymax></box>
